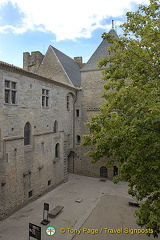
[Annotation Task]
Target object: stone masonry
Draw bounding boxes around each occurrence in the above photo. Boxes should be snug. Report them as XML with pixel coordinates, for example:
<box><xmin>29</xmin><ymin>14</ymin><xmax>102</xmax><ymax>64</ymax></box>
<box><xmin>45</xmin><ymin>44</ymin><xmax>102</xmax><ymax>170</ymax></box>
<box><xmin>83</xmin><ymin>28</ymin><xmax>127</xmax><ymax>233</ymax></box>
<box><xmin>0</xmin><ymin>62</ymin><xmax>77</xmax><ymax>219</ymax></box>
<box><xmin>0</xmin><ymin>28</ymin><xmax>119</xmax><ymax>219</ymax></box>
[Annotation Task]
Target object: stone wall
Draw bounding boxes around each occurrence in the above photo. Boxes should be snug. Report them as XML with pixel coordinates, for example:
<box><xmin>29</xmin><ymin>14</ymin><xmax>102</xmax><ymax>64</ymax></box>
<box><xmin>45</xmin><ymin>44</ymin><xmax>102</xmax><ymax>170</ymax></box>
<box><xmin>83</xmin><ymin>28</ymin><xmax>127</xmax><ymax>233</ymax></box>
<box><xmin>37</xmin><ymin>46</ymin><xmax>73</xmax><ymax>86</ymax></box>
<box><xmin>23</xmin><ymin>51</ymin><xmax>44</xmax><ymax>73</ymax></box>
<box><xmin>0</xmin><ymin>66</ymin><xmax>76</xmax><ymax>219</ymax></box>
<box><xmin>0</xmin><ymin>32</ymin><xmax>119</xmax><ymax>218</ymax></box>
<box><xmin>75</xmin><ymin>69</ymin><xmax>116</xmax><ymax>179</ymax></box>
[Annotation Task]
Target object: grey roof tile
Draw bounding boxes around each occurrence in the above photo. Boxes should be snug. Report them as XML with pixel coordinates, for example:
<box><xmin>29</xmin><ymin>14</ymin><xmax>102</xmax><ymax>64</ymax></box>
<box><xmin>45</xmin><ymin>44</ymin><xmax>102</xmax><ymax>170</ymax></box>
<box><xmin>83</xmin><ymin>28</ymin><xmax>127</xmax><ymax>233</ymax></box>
<box><xmin>81</xmin><ymin>29</ymin><xmax>118</xmax><ymax>71</ymax></box>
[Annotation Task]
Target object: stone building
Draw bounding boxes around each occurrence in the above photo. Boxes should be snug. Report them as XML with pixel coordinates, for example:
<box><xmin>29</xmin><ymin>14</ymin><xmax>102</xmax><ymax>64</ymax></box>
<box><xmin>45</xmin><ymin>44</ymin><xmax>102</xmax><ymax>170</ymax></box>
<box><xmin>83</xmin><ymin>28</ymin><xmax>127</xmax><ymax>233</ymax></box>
<box><xmin>0</xmin><ymin>28</ymin><xmax>118</xmax><ymax>219</ymax></box>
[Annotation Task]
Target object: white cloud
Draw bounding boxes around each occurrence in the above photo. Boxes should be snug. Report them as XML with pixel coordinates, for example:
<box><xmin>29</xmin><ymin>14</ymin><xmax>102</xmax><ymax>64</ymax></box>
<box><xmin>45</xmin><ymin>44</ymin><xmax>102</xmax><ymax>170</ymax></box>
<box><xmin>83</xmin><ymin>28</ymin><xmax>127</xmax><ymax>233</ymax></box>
<box><xmin>0</xmin><ymin>0</ymin><xmax>150</xmax><ymax>40</ymax></box>
<box><xmin>0</xmin><ymin>0</ymin><xmax>8</xmax><ymax>7</ymax></box>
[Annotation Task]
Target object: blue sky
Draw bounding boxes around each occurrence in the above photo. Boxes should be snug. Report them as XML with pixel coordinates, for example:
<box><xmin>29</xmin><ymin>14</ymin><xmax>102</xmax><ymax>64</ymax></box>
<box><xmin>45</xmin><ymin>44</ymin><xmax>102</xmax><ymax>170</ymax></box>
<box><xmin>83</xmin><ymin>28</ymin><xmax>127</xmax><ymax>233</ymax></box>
<box><xmin>0</xmin><ymin>0</ymin><xmax>149</xmax><ymax>68</ymax></box>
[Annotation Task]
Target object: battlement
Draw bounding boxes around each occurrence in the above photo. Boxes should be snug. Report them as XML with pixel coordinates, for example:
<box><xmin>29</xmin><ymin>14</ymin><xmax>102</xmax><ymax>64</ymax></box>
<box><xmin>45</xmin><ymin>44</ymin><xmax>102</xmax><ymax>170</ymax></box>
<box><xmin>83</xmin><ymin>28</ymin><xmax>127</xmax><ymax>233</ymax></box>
<box><xmin>23</xmin><ymin>51</ymin><xmax>44</xmax><ymax>73</ymax></box>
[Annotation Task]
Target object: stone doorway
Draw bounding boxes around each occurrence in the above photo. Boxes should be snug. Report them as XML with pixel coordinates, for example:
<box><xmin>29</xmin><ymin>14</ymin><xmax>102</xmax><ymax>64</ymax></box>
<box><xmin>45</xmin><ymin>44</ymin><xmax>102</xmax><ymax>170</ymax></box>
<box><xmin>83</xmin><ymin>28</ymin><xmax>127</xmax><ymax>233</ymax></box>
<box><xmin>68</xmin><ymin>151</ymin><xmax>75</xmax><ymax>173</ymax></box>
<box><xmin>113</xmin><ymin>166</ymin><xmax>118</xmax><ymax>176</ymax></box>
<box><xmin>100</xmin><ymin>166</ymin><xmax>108</xmax><ymax>178</ymax></box>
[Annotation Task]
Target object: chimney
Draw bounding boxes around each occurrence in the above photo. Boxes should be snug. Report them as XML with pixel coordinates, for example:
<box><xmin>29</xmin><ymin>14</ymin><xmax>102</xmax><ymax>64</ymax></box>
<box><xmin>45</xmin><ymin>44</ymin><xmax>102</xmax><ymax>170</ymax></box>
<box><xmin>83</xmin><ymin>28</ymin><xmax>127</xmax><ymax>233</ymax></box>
<box><xmin>74</xmin><ymin>57</ymin><xmax>85</xmax><ymax>68</ymax></box>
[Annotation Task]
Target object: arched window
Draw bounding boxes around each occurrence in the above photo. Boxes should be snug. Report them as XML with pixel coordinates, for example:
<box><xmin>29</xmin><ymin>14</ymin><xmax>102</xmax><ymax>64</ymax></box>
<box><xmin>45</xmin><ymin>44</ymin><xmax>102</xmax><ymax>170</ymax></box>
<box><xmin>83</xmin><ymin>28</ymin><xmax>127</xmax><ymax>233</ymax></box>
<box><xmin>66</xmin><ymin>92</ymin><xmax>75</xmax><ymax>111</ymax></box>
<box><xmin>55</xmin><ymin>143</ymin><xmax>60</xmax><ymax>158</ymax></box>
<box><xmin>66</xmin><ymin>94</ymin><xmax>70</xmax><ymax>110</ymax></box>
<box><xmin>54</xmin><ymin>120</ymin><xmax>58</xmax><ymax>133</ymax></box>
<box><xmin>76</xmin><ymin>135</ymin><xmax>81</xmax><ymax>144</ymax></box>
<box><xmin>24</xmin><ymin>122</ymin><xmax>31</xmax><ymax>145</ymax></box>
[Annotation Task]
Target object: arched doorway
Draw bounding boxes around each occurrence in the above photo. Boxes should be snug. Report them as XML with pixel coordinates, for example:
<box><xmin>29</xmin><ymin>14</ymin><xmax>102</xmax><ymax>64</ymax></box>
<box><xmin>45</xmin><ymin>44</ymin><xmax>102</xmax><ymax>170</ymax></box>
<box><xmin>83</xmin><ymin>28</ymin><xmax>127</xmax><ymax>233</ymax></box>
<box><xmin>68</xmin><ymin>151</ymin><xmax>76</xmax><ymax>173</ymax></box>
<box><xmin>113</xmin><ymin>166</ymin><xmax>118</xmax><ymax>176</ymax></box>
<box><xmin>100</xmin><ymin>166</ymin><xmax>108</xmax><ymax>178</ymax></box>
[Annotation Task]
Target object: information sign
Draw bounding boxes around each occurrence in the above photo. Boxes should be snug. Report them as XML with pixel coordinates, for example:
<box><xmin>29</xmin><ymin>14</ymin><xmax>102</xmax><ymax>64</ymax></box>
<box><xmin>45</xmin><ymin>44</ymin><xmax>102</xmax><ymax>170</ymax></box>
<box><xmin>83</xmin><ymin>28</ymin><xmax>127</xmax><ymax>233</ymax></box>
<box><xmin>29</xmin><ymin>223</ymin><xmax>41</xmax><ymax>240</ymax></box>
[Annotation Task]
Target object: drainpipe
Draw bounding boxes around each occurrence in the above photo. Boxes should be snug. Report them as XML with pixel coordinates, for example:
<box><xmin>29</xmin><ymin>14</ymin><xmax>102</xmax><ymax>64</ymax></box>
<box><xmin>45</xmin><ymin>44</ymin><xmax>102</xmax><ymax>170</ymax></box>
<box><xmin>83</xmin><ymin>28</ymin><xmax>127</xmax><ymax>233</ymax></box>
<box><xmin>72</xmin><ymin>91</ymin><xmax>77</xmax><ymax>149</ymax></box>
<box><xmin>3</xmin><ymin>140</ymin><xmax>6</xmax><ymax>159</ymax></box>
<box><xmin>72</xmin><ymin>91</ymin><xmax>77</xmax><ymax>174</ymax></box>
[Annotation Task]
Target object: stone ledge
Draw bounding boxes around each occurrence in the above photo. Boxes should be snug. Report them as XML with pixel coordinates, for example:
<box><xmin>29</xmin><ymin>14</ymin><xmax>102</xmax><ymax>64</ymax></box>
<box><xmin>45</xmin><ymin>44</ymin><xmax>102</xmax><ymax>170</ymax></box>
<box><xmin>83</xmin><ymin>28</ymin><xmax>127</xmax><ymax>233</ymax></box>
<box><xmin>3</xmin><ymin>136</ymin><xmax>24</xmax><ymax>141</ymax></box>
<box><xmin>33</xmin><ymin>131</ymin><xmax>54</xmax><ymax>136</ymax></box>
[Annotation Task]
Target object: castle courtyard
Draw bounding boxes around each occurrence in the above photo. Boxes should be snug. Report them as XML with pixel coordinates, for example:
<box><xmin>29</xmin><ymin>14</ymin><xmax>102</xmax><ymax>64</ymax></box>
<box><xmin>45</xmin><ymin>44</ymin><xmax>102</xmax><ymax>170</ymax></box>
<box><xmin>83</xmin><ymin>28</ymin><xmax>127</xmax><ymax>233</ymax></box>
<box><xmin>0</xmin><ymin>174</ymin><xmax>155</xmax><ymax>240</ymax></box>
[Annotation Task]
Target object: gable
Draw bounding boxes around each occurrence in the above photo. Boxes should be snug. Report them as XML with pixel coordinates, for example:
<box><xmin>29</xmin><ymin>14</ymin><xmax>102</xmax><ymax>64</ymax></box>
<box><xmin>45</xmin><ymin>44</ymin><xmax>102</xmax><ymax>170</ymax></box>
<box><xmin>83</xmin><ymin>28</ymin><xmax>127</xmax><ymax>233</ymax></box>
<box><xmin>38</xmin><ymin>46</ymin><xmax>81</xmax><ymax>87</ymax></box>
<box><xmin>51</xmin><ymin>46</ymin><xmax>81</xmax><ymax>87</ymax></box>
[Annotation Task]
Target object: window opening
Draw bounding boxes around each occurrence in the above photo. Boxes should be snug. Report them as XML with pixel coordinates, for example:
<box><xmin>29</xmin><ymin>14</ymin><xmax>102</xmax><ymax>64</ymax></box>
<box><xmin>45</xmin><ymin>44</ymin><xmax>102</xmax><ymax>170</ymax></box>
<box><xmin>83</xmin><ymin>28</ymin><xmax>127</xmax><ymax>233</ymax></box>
<box><xmin>54</xmin><ymin>120</ymin><xmax>58</xmax><ymax>133</ymax></box>
<box><xmin>28</xmin><ymin>190</ymin><xmax>33</xmax><ymax>198</ymax></box>
<box><xmin>76</xmin><ymin>109</ymin><xmax>79</xmax><ymax>117</ymax></box>
<box><xmin>113</xmin><ymin>166</ymin><xmax>118</xmax><ymax>176</ymax></box>
<box><xmin>48</xmin><ymin>180</ymin><xmax>51</xmax><ymax>186</ymax></box>
<box><xmin>55</xmin><ymin>143</ymin><xmax>60</xmax><ymax>158</ymax></box>
<box><xmin>67</xmin><ymin>95</ymin><xmax>70</xmax><ymax>110</ymax></box>
<box><xmin>24</xmin><ymin>122</ymin><xmax>31</xmax><ymax>145</ymax></box>
<box><xmin>5</xmin><ymin>80</ymin><xmax>17</xmax><ymax>104</ymax></box>
<box><xmin>42</xmin><ymin>89</ymin><xmax>49</xmax><ymax>107</ymax></box>
<box><xmin>76</xmin><ymin>135</ymin><xmax>81</xmax><ymax>144</ymax></box>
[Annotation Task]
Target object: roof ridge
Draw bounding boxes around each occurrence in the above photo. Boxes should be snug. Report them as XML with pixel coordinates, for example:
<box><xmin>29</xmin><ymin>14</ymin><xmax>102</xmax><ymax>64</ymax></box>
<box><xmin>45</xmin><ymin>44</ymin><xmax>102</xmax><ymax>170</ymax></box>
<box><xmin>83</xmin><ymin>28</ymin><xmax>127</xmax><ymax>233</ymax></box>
<box><xmin>50</xmin><ymin>45</ymin><xmax>81</xmax><ymax>87</ymax></box>
<box><xmin>0</xmin><ymin>60</ymin><xmax>78</xmax><ymax>90</ymax></box>
<box><xmin>50</xmin><ymin>45</ymin><xmax>74</xmax><ymax>87</ymax></box>
<box><xmin>50</xmin><ymin>45</ymin><xmax>77</xmax><ymax>63</ymax></box>
<box><xmin>81</xmin><ymin>28</ymin><xmax>118</xmax><ymax>72</ymax></box>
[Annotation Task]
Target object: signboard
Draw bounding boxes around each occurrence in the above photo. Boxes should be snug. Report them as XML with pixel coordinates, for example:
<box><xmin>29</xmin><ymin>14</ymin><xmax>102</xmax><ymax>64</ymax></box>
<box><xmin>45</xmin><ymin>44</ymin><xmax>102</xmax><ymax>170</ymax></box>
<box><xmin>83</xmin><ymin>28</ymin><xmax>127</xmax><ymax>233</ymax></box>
<box><xmin>41</xmin><ymin>203</ymin><xmax>50</xmax><ymax>225</ymax></box>
<box><xmin>44</xmin><ymin>203</ymin><xmax>49</xmax><ymax>211</ymax></box>
<box><xmin>29</xmin><ymin>223</ymin><xmax>41</xmax><ymax>240</ymax></box>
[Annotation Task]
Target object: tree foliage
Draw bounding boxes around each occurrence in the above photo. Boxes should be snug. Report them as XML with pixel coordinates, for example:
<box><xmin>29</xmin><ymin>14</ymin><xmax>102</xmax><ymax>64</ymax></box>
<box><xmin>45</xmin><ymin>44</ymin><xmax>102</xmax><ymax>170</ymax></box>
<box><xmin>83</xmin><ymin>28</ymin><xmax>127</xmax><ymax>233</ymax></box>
<box><xmin>82</xmin><ymin>0</ymin><xmax>160</xmax><ymax>237</ymax></box>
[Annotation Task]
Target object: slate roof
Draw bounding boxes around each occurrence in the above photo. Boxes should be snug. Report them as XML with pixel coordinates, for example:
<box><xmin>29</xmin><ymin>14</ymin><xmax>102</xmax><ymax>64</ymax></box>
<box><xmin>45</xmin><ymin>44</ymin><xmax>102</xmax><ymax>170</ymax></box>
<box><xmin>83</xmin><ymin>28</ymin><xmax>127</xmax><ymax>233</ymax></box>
<box><xmin>50</xmin><ymin>46</ymin><xmax>81</xmax><ymax>87</ymax></box>
<box><xmin>81</xmin><ymin>29</ymin><xmax>118</xmax><ymax>72</ymax></box>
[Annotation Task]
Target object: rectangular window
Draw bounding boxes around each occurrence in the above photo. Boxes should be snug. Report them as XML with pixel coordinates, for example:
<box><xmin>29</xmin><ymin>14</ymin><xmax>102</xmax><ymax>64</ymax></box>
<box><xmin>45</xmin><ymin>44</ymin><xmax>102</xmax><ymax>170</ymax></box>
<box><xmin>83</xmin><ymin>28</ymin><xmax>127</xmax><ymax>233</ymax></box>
<box><xmin>42</xmin><ymin>96</ymin><xmax>45</xmax><ymax>106</ymax></box>
<box><xmin>48</xmin><ymin>180</ymin><xmax>51</xmax><ymax>186</ymax></box>
<box><xmin>76</xmin><ymin>109</ymin><xmax>80</xmax><ymax>117</ymax></box>
<box><xmin>5</xmin><ymin>90</ymin><xmax>10</xmax><ymax>103</ymax></box>
<box><xmin>12</xmin><ymin>82</ymin><xmax>16</xmax><ymax>89</ymax></box>
<box><xmin>28</xmin><ymin>190</ymin><xmax>33</xmax><ymax>198</ymax></box>
<box><xmin>12</xmin><ymin>91</ymin><xmax>16</xmax><ymax>104</ymax></box>
<box><xmin>5</xmin><ymin>80</ymin><xmax>10</xmax><ymax>88</ymax></box>
<box><xmin>42</xmin><ymin>89</ymin><xmax>49</xmax><ymax>107</ymax></box>
<box><xmin>4</xmin><ymin>80</ymin><xmax>17</xmax><ymax>104</ymax></box>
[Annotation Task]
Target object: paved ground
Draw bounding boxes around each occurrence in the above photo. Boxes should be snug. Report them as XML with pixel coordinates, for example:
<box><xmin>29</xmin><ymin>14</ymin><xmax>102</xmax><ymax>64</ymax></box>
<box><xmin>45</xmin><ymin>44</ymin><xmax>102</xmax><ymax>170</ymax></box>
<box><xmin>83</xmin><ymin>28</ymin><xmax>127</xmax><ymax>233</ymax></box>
<box><xmin>0</xmin><ymin>174</ymin><xmax>155</xmax><ymax>240</ymax></box>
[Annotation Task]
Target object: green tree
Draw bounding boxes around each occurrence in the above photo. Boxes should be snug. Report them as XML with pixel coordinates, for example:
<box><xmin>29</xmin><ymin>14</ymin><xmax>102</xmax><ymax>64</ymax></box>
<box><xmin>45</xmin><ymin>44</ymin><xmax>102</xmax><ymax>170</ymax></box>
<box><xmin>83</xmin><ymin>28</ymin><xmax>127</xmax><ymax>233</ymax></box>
<box><xmin>82</xmin><ymin>0</ymin><xmax>160</xmax><ymax>237</ymax></box>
